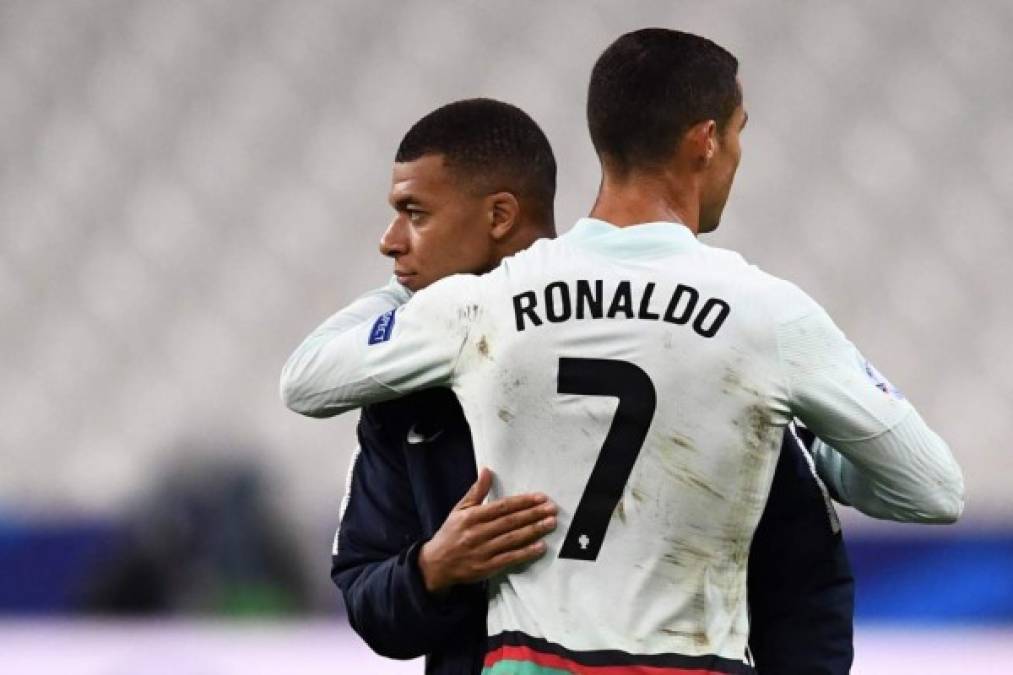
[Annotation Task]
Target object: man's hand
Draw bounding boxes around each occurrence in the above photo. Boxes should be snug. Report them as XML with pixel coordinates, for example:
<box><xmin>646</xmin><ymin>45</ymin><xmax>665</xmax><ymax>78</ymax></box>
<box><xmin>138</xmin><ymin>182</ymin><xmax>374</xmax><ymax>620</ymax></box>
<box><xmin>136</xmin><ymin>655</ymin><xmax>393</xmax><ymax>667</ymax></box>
<box><xmin>418</xmin><ymin>468</ymin><xmax>557</xmax><ymax>594</ymax></box>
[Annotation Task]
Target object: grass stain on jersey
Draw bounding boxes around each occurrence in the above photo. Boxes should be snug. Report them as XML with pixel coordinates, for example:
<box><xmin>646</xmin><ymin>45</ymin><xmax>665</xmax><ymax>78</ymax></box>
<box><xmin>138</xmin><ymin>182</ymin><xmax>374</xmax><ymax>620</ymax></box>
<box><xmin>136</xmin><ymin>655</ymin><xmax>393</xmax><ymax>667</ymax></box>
<box><xmin>658</xmin><ymin>458</ymin><xmax>727</xmax><ymax>502</ymax></box>
<box><xmin>458</xmin><ymin>303</ymin><xmax>481</xmax><ymax>321</ymax></box>
<box><xmin>662</xmin><ymin>536</ymin><xmax>712</xmax><ymax>567</ymax></box>
<box><xmin>613</xmin><ymin>498</ymin><xmax>627</xmax><ymax>524</ymax></box>
<box><xmin>742</xmin><ymin>403</ymin><xmax>773</xmax><ymax>452</ymax></box>
<box><xmin>477</xmin><ymin>335</ymin><xmax>492</xmax><ymax>359</ymax></box>
<box><xmin>682</xmin><ymin>473</ymin><xmax>727</xmax><ymax>502</ymax></box>
<box><xmin>507</xmin><ymin>377</ymin><xmax>523</xmax><ymax>390</ymax></box>
<box><xmin>722</xmin><ymin>364</ymin><xmax>776</xmax><ymax>454</ymax></box>
<box><xmin>670</xmin><ymin>431</ymin><xmax>697</xmax><ymax>452</ymax></box>
<box><xmin>660</xmin><ymin>628</ymin><xmax>709</xmax><ymax>648</ymax></box>
<box><xmin>729</xmin><ymin>539</ymin><xmax>749</xmax><ymax>566</ymax></box>
<box><xmin>498</xmin><ymin>408</ymin><xmax>515</xmax><ymax>423</ymax></box>
<box><xmin>722</xmin><ymin>366</ymin><xmax>763</xmax><ymax>399</ymax></box>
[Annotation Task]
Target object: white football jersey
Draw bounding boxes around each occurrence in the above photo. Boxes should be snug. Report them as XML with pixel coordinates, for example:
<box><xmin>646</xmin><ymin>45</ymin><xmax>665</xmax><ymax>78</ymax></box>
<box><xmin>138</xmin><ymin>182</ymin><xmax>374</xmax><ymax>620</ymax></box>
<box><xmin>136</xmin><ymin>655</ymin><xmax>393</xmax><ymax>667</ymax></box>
<box><xmin>282</xmin><ymin>218</ymin><xmax>962</xmax><ymax>674</ymax></box>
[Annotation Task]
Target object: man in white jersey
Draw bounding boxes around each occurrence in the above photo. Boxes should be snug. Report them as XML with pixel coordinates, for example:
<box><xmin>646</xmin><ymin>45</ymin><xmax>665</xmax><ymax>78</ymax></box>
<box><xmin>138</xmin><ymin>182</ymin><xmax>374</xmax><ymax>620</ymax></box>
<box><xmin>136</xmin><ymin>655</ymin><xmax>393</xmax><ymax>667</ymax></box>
<box><xmin>283</xmin><ymin>29</ymin><xmax>964</xmax><ymax>674</ymax></box>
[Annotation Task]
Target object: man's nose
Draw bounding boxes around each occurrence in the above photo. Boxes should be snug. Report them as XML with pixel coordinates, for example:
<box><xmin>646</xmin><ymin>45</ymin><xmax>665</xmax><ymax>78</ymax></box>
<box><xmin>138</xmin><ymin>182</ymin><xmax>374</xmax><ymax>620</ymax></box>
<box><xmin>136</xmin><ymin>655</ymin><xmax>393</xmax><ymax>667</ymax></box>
<box><xmin>379</xmin><ymin>217</ymin><xmax>407</xmax><ymax>258</ymax></box>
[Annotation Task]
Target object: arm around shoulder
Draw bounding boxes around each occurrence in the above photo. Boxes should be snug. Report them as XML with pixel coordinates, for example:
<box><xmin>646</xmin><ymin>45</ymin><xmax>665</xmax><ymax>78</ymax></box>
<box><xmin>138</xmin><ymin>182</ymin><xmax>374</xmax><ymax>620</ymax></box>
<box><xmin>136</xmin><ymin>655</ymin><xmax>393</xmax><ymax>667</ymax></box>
<box><xmin>810</xmin><ymin>417</ymin><xmax>964</xmax><ymax>524</ymax></box>
<box><xmin>280</xmin><ymin>275</ymin><xmax>474</xmax><ymax>418</ymax></box>
<box><xmin>281</xmin><ymin>278</ymin><xmax>411</xmax><ymax>416</ymax></box>
<box><xmin>777</xmin><ymin>303</ymin><xmax>965</xmax><ymax>524</ymax></box>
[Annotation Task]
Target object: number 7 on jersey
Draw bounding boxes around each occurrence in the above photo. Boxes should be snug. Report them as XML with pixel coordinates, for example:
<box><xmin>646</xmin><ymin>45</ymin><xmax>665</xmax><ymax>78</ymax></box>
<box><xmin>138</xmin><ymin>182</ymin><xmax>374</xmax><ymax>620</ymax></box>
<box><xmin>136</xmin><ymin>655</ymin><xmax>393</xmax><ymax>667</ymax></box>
<box><xmin>557</xmin><ymin>358</ymin><xmax>657</xmax><ymax>561</ymax></box>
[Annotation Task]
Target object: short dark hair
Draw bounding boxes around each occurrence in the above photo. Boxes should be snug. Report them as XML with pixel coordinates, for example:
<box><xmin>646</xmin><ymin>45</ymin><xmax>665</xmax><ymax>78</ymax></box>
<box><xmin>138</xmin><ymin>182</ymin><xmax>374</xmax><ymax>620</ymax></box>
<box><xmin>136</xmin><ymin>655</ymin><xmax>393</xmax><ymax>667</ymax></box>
<box><xmin>588</xmin><ymin>28</ymin><xmax>741</xmax><ymax>173</ymax></box>
<box><xmin>396</xmin><ymin>98</ymin><xmax>556</xmax><ymax>223</ymax></box>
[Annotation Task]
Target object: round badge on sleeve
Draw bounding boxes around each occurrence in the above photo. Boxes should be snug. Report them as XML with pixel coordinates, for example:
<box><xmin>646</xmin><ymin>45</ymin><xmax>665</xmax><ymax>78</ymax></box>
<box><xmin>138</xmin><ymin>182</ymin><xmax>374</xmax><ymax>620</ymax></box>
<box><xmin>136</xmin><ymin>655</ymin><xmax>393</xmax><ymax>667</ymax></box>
<box><xmin>863</xmin><ymin>359</ymin><xmax>905</xmax><ymax>400</ymax></box>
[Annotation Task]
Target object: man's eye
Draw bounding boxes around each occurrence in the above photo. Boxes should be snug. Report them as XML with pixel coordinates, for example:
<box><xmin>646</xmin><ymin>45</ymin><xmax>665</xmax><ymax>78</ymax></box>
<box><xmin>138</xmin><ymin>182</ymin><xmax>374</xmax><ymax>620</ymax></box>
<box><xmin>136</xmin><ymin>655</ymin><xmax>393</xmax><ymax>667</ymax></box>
<box><xmin>407</xmin><ymin>209</ymin><xmax>425</xmax><ymax>224</ymax></box>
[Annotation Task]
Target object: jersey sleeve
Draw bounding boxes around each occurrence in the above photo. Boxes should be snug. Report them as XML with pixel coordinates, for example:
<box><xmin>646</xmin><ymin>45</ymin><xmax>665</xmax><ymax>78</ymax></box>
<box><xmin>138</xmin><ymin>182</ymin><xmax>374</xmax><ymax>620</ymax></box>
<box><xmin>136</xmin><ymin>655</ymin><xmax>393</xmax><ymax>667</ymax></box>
<box><xmin>776</xmin><ymin>304</ymin><xmax>965</xmax><ymax>523</ymax></box>
<box><xmin>280</xmin><ymin>274</ymin><xmax>477</xmax><ymax>418</ymax></box>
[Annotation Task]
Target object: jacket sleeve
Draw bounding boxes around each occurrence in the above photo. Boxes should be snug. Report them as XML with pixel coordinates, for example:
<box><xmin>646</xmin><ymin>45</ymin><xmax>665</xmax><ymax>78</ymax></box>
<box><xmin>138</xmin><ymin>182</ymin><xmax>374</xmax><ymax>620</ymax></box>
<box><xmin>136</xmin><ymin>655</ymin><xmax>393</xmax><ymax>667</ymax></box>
<box><xmin>330</xmin><ymin>404</ymin><xmax>485</xmax><ymax>660</ymax></box>
<box><xmin>748</xmin><ymin>424</ymin><xmax>854</xmax><ymax>675</ymax></box>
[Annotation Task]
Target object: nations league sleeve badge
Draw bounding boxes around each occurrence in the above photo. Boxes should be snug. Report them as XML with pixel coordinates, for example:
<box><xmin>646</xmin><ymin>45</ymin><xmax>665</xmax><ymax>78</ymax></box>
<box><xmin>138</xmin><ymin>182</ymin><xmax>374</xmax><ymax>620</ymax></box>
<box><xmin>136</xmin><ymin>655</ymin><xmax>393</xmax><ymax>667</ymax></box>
<box><xmin>863</xmin><ymin>358</ymin><xmax>905</xmax><ymax>400</ymax></box>
<box><xmin>368</xmin><ymin>309</ymin><xmax>397</xmax><ymax>345</ymax></box>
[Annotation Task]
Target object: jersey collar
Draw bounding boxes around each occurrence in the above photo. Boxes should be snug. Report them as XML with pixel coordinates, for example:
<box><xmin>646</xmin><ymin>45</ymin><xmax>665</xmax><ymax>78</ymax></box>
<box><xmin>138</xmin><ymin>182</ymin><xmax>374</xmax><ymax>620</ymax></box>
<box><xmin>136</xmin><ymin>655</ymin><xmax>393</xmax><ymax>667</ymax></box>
<box><xmin>561</xmin><ymin>217</ymin><xmax>700</xmax><ymax>259</ymax></box>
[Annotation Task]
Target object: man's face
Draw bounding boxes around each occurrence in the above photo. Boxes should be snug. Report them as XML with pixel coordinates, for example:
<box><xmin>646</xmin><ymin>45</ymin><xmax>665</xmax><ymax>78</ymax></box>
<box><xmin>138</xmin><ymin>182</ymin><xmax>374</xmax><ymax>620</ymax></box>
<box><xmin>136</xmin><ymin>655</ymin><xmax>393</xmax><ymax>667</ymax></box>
<box><xmin>380</xmin><ymin>154</ymin><xmax>497</xmax><ymax>292</ymax></box>
<box><xmin>699</xmin><ymin>96</ymin><xmax>747</xmax><ymax>234</ymax></box>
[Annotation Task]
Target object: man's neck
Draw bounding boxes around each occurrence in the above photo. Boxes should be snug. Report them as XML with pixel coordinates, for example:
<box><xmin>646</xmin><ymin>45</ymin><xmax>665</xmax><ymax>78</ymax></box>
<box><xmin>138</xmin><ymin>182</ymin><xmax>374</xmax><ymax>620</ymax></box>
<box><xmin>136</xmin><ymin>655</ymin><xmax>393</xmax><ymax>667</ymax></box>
<box><xmin>589</xmin><ymin>170</ymin><xmax>700</xmax><ymax>235</ymax></box>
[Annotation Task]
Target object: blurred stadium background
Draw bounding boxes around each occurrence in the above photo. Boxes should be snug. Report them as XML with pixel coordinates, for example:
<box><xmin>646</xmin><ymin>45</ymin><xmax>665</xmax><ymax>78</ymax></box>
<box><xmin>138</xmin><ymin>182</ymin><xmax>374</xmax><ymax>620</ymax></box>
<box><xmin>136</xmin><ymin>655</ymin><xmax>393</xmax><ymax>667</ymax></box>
<box><xmin>2</xmin><ymin>0</ymin><xmax>1011</xmax><ymax>672</ymax></box>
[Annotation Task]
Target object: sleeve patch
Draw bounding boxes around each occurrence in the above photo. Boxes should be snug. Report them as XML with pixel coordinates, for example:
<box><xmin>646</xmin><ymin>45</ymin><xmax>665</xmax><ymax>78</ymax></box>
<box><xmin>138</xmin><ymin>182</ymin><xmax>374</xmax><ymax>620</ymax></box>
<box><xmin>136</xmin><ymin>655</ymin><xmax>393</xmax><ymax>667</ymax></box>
<box><xmin>368</xmin><ymin>309</ymin><xmax>397</xmax><ymax>345</ymax></box>
<box><xmin>864</xmin><ymin>358</ymin><xmax>905</xmax><ymax>400</ymax></box>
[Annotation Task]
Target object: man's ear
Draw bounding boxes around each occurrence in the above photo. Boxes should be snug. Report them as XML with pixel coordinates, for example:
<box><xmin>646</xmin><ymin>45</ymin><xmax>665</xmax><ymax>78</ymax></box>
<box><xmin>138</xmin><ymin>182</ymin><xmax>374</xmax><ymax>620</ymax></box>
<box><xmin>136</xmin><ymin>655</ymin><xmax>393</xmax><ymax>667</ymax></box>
<box><xmin>684</xmin><ymin>119</ymin><xmax>718</xmax><ymax>168</ymax></box>
<box><xmin>487</xmin><ymin>192</ymin><xmax>521</xmax><ymax>241</ymax></box>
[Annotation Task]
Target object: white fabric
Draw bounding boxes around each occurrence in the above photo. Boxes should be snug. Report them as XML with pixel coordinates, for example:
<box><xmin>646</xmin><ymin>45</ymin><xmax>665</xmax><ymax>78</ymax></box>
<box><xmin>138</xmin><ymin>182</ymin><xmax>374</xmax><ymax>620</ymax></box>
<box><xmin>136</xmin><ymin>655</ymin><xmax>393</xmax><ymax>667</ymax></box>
<box><xmin>811</xmin><ymin>415</ymin><xmax>964</xmax><ymax>523</ymax></box>
<box><xmin>281</xmin><ymin>276</ymin><xmax>412</xmax><ymax>417</ymax></box>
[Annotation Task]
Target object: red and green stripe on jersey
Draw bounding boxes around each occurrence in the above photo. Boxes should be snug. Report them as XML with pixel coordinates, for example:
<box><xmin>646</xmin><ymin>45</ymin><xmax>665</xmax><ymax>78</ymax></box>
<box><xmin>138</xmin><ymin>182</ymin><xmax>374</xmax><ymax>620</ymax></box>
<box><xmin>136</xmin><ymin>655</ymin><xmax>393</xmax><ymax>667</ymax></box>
<box><xmin>483</xmin><ymin>632</ymin><xmax>754</xmax><ymax>675</ymax></box>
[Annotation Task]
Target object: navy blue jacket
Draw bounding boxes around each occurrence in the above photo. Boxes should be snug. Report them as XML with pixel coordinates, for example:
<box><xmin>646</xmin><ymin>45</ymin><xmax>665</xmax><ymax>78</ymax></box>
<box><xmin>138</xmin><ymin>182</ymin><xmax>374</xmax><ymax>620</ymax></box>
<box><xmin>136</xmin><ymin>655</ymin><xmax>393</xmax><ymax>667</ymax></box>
<box><xmin>332</xmin><ymin>388</ymin><xmax>854</xmax><ymax>674</ymax></box>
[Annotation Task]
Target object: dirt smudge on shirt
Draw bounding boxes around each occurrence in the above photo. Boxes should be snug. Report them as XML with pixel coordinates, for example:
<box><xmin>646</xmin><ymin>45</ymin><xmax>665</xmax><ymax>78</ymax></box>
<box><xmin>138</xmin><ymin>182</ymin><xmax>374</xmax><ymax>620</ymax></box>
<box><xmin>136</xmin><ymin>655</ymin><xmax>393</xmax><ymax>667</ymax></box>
<box><xmin>742</xmin><ymin>402</ymin><xmax>773</xmax><ymax>453</ymax></box>
<box><xmin>660</xmin><ymin>629</ymin><xmax>709</xmax><ymax>648</ymax></box>
<box><xmin>457</xmin><ymin>304</ymin><xmax>481</xmax><ymax>323</ymax></box>
<box><xmin>613</xmin><ymin>498</ymin><xmax>626</xmax><ymax>524</ymax></box>
<box><xmin>723</xmin><ymin>366</ymin><xmax>763</xmax><ymax>399</ymax></box>
<box><xmin>659</xmin><ymin>458</ymin><xmax>726</xmax><ymax>502</ymax></box>
<box><xmin>662</xmin><ymin>536</ymin><xmax>712</xmax><ymax>566</ymax></box>
<box><xmin>670</xmin><ymin>431</ymin><xmax>696</xmax><ymax>453</ymax></box>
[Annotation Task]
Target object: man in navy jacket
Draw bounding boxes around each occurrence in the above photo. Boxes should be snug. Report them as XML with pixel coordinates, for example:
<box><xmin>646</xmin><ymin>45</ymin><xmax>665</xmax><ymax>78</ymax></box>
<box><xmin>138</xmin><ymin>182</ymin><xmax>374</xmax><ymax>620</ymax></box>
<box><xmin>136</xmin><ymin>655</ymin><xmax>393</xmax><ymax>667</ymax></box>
<box><xmin>326</xmin><ymin>99</ymin><xmax>854</xmax><ymax>674</ymax></box>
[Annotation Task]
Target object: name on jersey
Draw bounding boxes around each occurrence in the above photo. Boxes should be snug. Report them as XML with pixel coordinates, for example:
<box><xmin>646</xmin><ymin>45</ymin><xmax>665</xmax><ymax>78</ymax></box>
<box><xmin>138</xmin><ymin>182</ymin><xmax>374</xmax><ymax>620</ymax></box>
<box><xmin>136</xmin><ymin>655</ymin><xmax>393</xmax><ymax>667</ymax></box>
<box><xmin>512</xmin><ymin>280</ymin><xmax>730</xmax><ymax>338</ymax></box>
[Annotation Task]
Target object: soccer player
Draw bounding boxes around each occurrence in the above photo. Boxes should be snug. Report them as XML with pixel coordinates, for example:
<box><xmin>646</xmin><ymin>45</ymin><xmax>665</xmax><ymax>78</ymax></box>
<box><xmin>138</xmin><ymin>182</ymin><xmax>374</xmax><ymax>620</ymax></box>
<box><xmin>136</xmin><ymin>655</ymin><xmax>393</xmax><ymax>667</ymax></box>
<box><xmin>284</xmin><ymin>30</ymin><xmax>963</xmax><ymax>674</ymax></box>
<box><xmin>327</xmin><ymin>99</ymin><xmax>854</xmax><ymax>675</ymax></box>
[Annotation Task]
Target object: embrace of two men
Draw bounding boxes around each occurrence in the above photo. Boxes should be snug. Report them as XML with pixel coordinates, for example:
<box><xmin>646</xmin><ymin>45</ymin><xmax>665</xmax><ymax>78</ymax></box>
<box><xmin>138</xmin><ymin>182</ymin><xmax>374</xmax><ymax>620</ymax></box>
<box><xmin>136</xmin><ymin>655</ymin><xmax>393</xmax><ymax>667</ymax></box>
<box><xmin>283</xmin><ymin>29</ymin><xmax>963</xmax><ymax>675</ymax></box>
